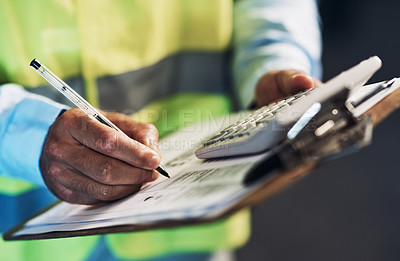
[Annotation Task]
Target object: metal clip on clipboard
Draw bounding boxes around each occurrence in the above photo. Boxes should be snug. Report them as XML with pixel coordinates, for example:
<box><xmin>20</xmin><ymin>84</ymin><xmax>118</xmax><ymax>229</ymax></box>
<box><xmin>244</xmin><ymin>86</ymin><xmax>374</xmax><ymax>185</ymax></box>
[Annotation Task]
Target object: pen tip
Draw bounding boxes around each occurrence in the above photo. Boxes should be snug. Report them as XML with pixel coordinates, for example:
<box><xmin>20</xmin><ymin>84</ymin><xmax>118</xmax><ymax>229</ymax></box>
<box><xmin>156</xmin><ymin>166</ymin><xmax>170</xmax><ymax>178</ymax></box>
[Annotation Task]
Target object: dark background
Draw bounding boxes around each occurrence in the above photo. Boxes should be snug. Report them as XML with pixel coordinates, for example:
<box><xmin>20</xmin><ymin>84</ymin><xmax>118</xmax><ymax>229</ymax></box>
<box><xmin>237</xmin><ymin>1</ymin><xmax>400</xmax><ymax>260</ymax></box>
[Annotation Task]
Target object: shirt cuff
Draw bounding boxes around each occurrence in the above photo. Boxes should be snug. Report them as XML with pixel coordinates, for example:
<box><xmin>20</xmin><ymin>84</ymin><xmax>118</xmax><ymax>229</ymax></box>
<box><xmin>0</xmin><ymin>84</ymin><xmax>69</xmax><ymax>186</ymax></box>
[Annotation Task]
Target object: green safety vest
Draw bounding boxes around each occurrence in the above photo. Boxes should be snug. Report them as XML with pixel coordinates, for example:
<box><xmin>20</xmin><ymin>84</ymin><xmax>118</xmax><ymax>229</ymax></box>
<box><xmin>0</xmin><ymin>1</ymin><xmax>250</xmax><ymax>260</ymax></box>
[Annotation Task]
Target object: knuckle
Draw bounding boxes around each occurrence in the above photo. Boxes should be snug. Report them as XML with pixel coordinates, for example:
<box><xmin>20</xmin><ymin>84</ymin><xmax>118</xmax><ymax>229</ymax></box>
<box><xmin>56</xmin><ymin>184</ymin><xmax>74</xmax><ymax>202</ymax></box>
<box><xmin>136</xmin><ymin>122</ymin><xmax>158</xmax><ymax>137</ymax></box>
<box><xmin>98</xmin><ymin>185</ymin><xmax>114</xmax><ymax>201</ymax></box>
<box><xmin>56</xmin><ymin>185</ymin><xmax>93</xmax><ymax>204</ymax></box>
<box><xmin>45</xmin><ymin>163</ymin><xmax>62</xmax><ymax>180</ymax></box>
<box><xmin>98</xmin><ymin>161</ymin><xmax>114</xmax><ymax>184</ymax></box>
<box><xmin>97</xmin><ymin>185</ymin><xmax>138</xmax><ymax>202</ymax></box>
<box><xmin>147</xmin><ymin>124</ymin><xmax>159</xmax><ymax>138</ymax></box>
<box><xmin>51</xmin><ymin>182</ymin><xmax>78</xmax><ymax>204</ymax></box>
<box><xmin>44</xmin><ymin>141</ymin><xmax>65</xmax><ymax>161</ymax></box>
<box><xmin>94</xmin><ymin>131</ymin><xmax>117</xmax><ymax>154</ymax></box>
<box><xmin>145</xmin><ymin>123</ymin><xmax>158</xmax><ymax>133</ymax></box>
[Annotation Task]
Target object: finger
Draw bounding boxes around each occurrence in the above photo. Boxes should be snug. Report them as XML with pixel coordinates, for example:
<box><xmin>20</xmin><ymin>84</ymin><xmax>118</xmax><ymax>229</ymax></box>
<box><xmin>275</xmin><ymin>70</ymin><xmax>313</xmax><ymax>96</ymax></box>
<box><xmin>51</xmin><ymin>183</ymin><xmax>102</xmax><ymax>205</ymax></box>
<box><xmin>66</xmin><ymin>112</ymin><xmax>160</xmax><ymax>170</ymax></box>
<box><xmin>129</xmin><ymin>123</ymin><xmax>160</xmax><ymax>154</ymax></box>
<box><xmin>289</xmin><ymin>73</ymin><xmax>316</xmax><ymax>92</ymax></box>
<box><xmin>106</xmin><ymin>114</ymin><xmax>161</xmax><ymax>155</ymax></box>
<box><xmin>256</xmin><ymin>70</ymin><xmax>319</xmax><ymax>107</ymax></box>
<box><xmin>57</xmin><ymin>143</ymin><xmax>159</xmax><ymax>185</ymax></box>
<box><xmin>47</xmin><ymin>164</ymin><xmax>143</xmax><ymax>203</ymax></box>
<box><xmin>41</xmin><ymin>159</ymin><xmax>101</xmax><ymax>204</ymax></box>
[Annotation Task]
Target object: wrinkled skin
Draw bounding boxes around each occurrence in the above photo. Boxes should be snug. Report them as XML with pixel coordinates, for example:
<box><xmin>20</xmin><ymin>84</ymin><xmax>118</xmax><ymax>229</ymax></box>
<box><xmin>40</xmin><ymin>108</ymin><xmax>161</xmax><ymax>205</ymax></box>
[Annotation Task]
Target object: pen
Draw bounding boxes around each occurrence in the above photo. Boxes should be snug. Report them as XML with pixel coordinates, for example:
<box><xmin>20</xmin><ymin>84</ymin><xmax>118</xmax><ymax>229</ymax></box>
<box><xmin>30</xmin><ymin>58</ymin><xmax>170</xmax><ymax>178</ymax></box>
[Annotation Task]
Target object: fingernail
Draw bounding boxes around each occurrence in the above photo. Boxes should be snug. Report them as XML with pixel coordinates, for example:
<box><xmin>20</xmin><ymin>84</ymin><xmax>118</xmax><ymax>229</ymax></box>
<box><xmin>292</xmin><ymin>74</ymin><xmax>310</xmax><ymax>80</ymax></box>
<box><xmin>292</xmin><ymin>74</ymin><xmax>314</xmax><ymax>89</ymax></box>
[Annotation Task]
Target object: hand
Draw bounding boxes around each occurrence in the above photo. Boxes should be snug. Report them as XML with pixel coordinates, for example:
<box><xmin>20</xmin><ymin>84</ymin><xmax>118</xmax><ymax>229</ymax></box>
<box><xmin>255</xmin><ymin>69</ymin><xmax>321</xmax><ymax>107</ymax></box>
<box><xmin>40</xmin><ymin>108</ymin><xmax>161</xmax><ymax>205</ymax></box>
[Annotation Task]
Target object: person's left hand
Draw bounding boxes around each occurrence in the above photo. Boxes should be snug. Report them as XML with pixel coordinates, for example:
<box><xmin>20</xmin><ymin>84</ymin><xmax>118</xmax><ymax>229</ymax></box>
<box><xmin>254</xmin><ymin>69</ymin><xmax>321</xmax><ymax>107</ymax></box>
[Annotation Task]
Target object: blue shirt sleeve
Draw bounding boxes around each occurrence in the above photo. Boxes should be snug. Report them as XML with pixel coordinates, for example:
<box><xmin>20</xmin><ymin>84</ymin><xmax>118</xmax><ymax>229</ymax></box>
<box><xmin>233</xmin><ymin>0</ymin><xmax>322</xmax><ymax>108</ymax></box>
<box><xmin>0</xmin><ymin>84</ymin><xmax>69</xmax><ymax>186</ymax></box>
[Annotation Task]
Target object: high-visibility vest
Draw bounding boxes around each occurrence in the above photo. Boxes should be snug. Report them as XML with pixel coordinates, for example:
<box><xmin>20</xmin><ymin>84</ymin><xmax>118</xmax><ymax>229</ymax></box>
<box><xmin>0</xmin><ymin>1</ymin><xmax>251</xmax><ymax>260</ymax></box>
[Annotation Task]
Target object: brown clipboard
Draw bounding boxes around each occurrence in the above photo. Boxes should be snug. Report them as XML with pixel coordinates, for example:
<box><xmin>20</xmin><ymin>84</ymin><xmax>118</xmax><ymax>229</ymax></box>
<box><xmin>4</xmin><ymin>87</ymin><xmax>400</xmax><ymax>241</ymax></box>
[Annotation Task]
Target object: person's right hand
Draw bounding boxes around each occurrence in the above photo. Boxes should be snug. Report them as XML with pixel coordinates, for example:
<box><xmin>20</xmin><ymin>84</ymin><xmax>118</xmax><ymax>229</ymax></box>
<box><xmin>40</xmin><ymin>108</ymin><xmax>161</xmax><ymax>205</ymax></box>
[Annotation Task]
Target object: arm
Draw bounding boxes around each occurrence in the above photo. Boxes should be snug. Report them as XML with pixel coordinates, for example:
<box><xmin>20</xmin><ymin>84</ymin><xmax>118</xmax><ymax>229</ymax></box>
<box><xmin>0</xmin><ymin>84</ymin><xmax>68</xmax><ymax>186</ymax></box>
<box><xmin>233</xmin><ymin>0</ymin><xmax>322</xmax><ymax>108</ymax></box>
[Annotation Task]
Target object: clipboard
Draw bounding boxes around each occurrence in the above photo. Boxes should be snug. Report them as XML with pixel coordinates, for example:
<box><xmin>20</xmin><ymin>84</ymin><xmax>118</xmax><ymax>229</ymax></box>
<box><xmin>4</xmin><ymin>63</ymin><xmax>400</xmax><ymax>242</ymax></box>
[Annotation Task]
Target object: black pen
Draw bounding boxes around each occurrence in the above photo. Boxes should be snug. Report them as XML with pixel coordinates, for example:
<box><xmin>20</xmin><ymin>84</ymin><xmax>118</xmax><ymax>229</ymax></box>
<box><xmin>30</xmin><ymin>58</ymin><xmax>169</xmax><ymax>178</ymax></box>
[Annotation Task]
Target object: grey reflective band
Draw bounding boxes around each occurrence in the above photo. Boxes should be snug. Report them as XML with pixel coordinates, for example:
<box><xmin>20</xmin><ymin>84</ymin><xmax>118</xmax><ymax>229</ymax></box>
<box><xmin>97</xmin><ymin>51</ymin><xmax>233</xmax><ymax>112</ymax></box>
<box><xmin>28</xmin><ymin>51</ymin><xmax>236</xmax><ymax>112</ymax></box>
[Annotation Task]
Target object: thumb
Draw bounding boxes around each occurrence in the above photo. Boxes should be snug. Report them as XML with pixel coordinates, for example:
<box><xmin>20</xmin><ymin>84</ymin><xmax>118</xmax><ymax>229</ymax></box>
<box><xmin>289</xmin><ymin>73</ymin><xmax>316</xmax><ymax>93</ymax></box>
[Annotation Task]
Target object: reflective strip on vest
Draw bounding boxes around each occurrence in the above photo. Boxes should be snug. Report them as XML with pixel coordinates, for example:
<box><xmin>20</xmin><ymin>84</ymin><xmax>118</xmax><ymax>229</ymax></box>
<box><xmin>97</xmin><ymin>52</ymin><xmax>234</xmax><ymax>112</ymax></box>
